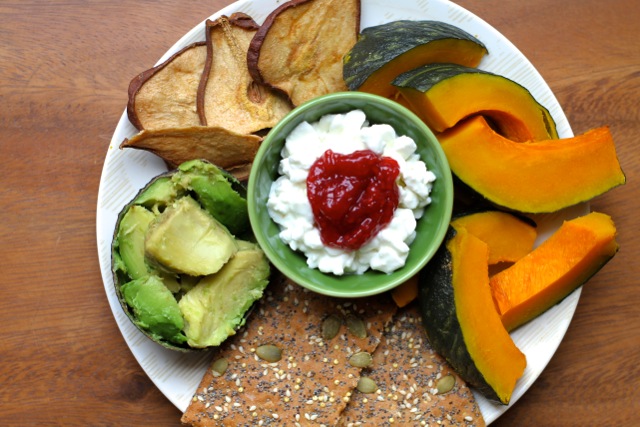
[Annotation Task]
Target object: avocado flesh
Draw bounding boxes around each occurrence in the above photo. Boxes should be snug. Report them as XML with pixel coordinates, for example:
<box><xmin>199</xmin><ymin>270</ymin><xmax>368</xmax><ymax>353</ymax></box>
<box><xmin>189</xmin><ymin>175</ymin><xmax>249</xmax><ymax>236</ymax></box>
<box><xmin>134</xmin><ymin>176</ymin><xmax>179</xmax><ymax>212</ymax></box>
<box><xmin>145</xmin><ymin>196</ymin><xmax>239</xmax><ymax>276</ymax></box>
<box><xmin>173</xmin><ymin>160</ymin><xmax>249</xmax><ymax>235</ymax></box>
<box><xmin>117</xmin><ymin>205</ymin><xmax>156</xmax><ymax>280</ymax></box>
<box><xmin>178</xmin><ymin>241</ymin><xmax>270</xmax><ymax>348</ymax></box>
<box><xmin>121</xmin><ymin>275</ymin><xmax>187</xmax><ymax>345</ymax></box>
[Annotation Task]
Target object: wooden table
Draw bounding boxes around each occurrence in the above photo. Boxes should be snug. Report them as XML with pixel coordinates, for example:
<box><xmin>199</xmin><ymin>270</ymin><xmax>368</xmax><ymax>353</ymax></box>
<box><xmin>1</xmin><ymin>0</ymin><xmax>638</xmax><ymax>425</ymax></box>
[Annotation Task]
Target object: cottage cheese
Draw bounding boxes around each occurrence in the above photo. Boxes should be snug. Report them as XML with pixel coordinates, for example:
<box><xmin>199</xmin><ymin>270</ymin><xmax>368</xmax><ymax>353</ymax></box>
<box><xmin>267</xmin><ymin>109</ymin><xmax>436</xmax><ymax>275</ymax></box>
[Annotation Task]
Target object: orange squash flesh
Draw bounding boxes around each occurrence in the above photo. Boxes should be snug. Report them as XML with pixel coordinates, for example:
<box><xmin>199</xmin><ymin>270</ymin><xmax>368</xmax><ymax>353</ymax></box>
<box><xmin>450</xmin><ymin>228</ymin><xmax>527</xmax><ymax>404</ymax></box>
<box><xmin>391</xmin><ymin>274</ymin><xmax>419</xmax><ymax>308</ymax></box>
<box><xmin>397</xmin><ymin>70</ymin><xmax>557</xmax><ymax>141</ymax></box>
<box><xmin>451</xmin><ymin>211</ymin><xmax>537</xmax><ymax>264</ymax></box>
<box><xmin>491</xmin><ymin>212</ymin><xmax>619</xmax><ymax>332</ymax></box>
<box><xmin>359</xmin><ymin>39</ymin><xmax>487</xmax><ymax>99</ymax></box>
<box><xmin>439</xmin><ymin>116</ymin><xmax>626</xmax><ymax>213</ymax></box>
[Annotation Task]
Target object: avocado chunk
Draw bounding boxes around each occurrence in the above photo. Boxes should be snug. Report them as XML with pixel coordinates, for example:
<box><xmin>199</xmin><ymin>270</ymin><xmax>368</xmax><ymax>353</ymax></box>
<box><xmin>174</xmin><ymin>159</ymin><xmax>249</xmax><ymax>235</ymax></box>
<box><xmin>117</xmin><ymin>205</ymin><xmax>156</xmax><ymax>280</ymax></box>
<box><xmin>145</xmin><ymin>196</ymin><xmax>239</xmax><ymax>276</ymax></box>
<box><xmin>134</xmin><ymin>176</ymin><xmax>179</xmax><ymax>212</ymax></box>
<box><xmin>121</xmin><ymin>275</ymin><xmax>187</xmax><ymax>345</ymax></box>
<box><xmin>178</xmin><ymin>241</ymin><xmax>270</xmax><ymax>348</ymax></box>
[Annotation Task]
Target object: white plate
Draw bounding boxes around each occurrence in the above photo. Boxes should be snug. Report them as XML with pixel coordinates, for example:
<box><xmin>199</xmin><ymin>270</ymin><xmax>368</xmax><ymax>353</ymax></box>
<box><xmin>96</xmin><ymin>0</ymin><xmax>586</xmax><ymax>423</ymax></box>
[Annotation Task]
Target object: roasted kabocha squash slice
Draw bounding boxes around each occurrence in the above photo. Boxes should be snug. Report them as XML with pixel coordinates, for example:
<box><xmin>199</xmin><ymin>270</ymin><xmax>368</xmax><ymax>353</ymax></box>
<box><xmin>393</xmin><ymin>63</ymin><xmax>558</xmax><ymax>141</ymax></box>
<box><xmin>490</xmin><ymin>212</ymin><xmax>619</xmax><ymax>332</ymax></box>
<box><xmin>343</xmin><ymin>20</ymin><xmax>488</xmax><ymax>99</ymax></box>
<box><xmin>451</xmin><ymin>210</ymin><xmax>537</xmax><ymax>265</ymax></box>
<box><xmin>419</xmin><ymin>226</ymin><xmax>526</xmax><ymax>405</ymax></box>
<box><xmin>438</xmin><ymin>115</ymin><xmax>626</xmax><ymax>213</ymax></box>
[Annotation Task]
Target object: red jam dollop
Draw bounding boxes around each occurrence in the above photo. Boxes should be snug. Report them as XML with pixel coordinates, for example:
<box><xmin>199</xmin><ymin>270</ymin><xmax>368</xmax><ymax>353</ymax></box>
<box><xmin>306</xmin><ymin>149</ymin><xmax>400</xmax><ymax>250</ymax></box>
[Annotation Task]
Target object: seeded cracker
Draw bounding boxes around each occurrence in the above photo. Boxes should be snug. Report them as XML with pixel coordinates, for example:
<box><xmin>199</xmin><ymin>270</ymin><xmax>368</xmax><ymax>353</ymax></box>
<box><xmin>337</xmin><ymin>303</ymin><xmax>486</xmax><ymax>427</ymax></box>
<box><xmin>181</xmin><ymin>275</ymin><xmax>397</xmax><ymax>426</ymax></box>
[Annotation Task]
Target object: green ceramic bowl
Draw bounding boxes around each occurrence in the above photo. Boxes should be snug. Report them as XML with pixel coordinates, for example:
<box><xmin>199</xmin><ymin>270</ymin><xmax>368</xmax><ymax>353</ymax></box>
<box><xmin>247</xmin><ymin>92</ymin><xmax>453</xmax><ymax>298</ymax></box>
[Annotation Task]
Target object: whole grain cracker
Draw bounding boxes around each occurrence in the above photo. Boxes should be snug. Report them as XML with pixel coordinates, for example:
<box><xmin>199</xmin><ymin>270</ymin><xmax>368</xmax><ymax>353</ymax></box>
<box><xmin>337</xmin><ymin>303</ymin><xmax>486</xmax><ymax>427</ymax></box>
<box><xmin>181</xmin><ymin>275</ymin><xmax>397</xmax><ymax>426</ymax></box>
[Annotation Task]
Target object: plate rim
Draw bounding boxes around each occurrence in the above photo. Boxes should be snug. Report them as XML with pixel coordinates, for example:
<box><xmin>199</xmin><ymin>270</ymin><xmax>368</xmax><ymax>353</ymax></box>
<box><xmin>96</xmin><ymin>0</ymin><xmax>585</xmax><ymax>424</ymax></box>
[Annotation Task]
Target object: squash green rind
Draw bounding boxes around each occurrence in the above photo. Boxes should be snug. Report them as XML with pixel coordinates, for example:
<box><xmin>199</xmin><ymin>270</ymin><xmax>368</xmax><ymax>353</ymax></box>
<box><xmin>343</xmin><ymin>20</ymin><xmax>488</xmax><ymax>98</ymax></box>
<box><xmin>419</xmin><ymin>226</ymin><xmax>526</xmax><ymax>404</ymax></box>
<box><xmin>393</xmin><ymin>63</ymin><xmax>558</xmax><ymax>141</ymax></box>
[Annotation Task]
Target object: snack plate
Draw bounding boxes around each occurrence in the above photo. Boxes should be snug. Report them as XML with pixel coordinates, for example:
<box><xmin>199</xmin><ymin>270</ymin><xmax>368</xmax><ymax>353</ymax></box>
<box><xmin>96</xmin><ymin>0</ymin><xmax>587</xmax><ymax>423</ymax></box>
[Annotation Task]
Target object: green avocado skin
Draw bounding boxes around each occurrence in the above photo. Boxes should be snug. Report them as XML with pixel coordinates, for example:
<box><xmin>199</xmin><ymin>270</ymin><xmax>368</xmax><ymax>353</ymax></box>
<box><xmin>121</xmin><ymin>275</ymin><xmax>187</xmax><ymax>345</ymax></box>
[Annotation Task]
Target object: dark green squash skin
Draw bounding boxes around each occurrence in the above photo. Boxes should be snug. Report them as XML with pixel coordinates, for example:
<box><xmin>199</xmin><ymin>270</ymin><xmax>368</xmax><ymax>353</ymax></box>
<box><xmin>343</xmin><ymin>20</ymin><xmax>487</xmax><ymax>91</ymax></box>
<box><xmin>418</xmin><ymin>226</ymin><xmax>503</xmax><ymax>403</ymax></box>
<box><xmin>392</xmin><ymin>62</ymin><xmax>492</xmax><ymax>92</ymax></box>
<box><xmin>392</xmin><ymin>63</ymin><xmax>558</xmax><ymax>139</ymax></box>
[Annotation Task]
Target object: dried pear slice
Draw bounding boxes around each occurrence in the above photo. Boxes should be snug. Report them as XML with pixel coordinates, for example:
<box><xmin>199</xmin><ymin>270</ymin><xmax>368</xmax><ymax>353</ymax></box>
<box><xmin>120</xmin><ymin>126</ymin><xmax>261</xmax><ymax>176</ymax></box>
<box><xmin>127</xmin><ymin>42</ymin><xmax>206</xmax><ymax>130</ymax></box>
<box><xmin>247</xmin><ymin>0</ymin><xmax>361</xmax><ymax>106</ymax></box>
<box><xmin>197</xmin><ymin>13</ymin><xmax>292</xmax><ymax>134</ymax></box>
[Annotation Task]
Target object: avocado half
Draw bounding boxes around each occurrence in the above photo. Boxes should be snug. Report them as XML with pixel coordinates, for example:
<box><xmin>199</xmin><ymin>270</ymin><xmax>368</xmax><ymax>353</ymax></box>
<box><xmin>111</xmin><ymin>159</ymin><xmax>270</xmax><ymax>351</ymax></box>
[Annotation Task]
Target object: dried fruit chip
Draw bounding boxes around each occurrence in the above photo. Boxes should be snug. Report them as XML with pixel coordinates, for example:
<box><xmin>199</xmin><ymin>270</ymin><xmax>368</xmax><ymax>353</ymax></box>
<box><xmin>127</xmin><ymin>42</ymin><xmax>206</xmax><ymax>130</ymax></box>
<box><xmin>197</xmin><ymin>14</ymin><xmax>292</xmax><ymax>134</ymax></box>
<box><xmin>120</xmin><ymin>126</ymin><xmax>261</xmax><ymax>175</ymax></box>
<box><xmin>247</xmin><ymin>0</ymin><xmax>361</xmax><ymax>106</ymax></box>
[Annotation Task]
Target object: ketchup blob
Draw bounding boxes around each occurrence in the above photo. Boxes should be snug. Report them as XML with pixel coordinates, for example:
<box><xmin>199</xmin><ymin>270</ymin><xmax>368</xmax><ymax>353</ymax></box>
<box><xmin>306</xmin><ymin>149</ymin><xmax>400</xmax><ymax>250</ymax></box>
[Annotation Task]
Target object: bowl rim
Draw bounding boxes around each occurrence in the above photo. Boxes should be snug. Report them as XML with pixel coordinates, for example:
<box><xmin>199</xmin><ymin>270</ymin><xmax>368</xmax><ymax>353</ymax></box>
<box><xmin>247</xmin><ymin>91</ymin><xmax>453</xmax><ymax>297</ymax></box>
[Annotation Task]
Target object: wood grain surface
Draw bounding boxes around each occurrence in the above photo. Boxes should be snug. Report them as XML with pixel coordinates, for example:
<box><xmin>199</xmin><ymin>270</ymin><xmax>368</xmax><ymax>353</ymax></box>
<box><xmin>1</xmin><ymin>0</ymin><xmax>638</xmax><ymax>425</ymax></box>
